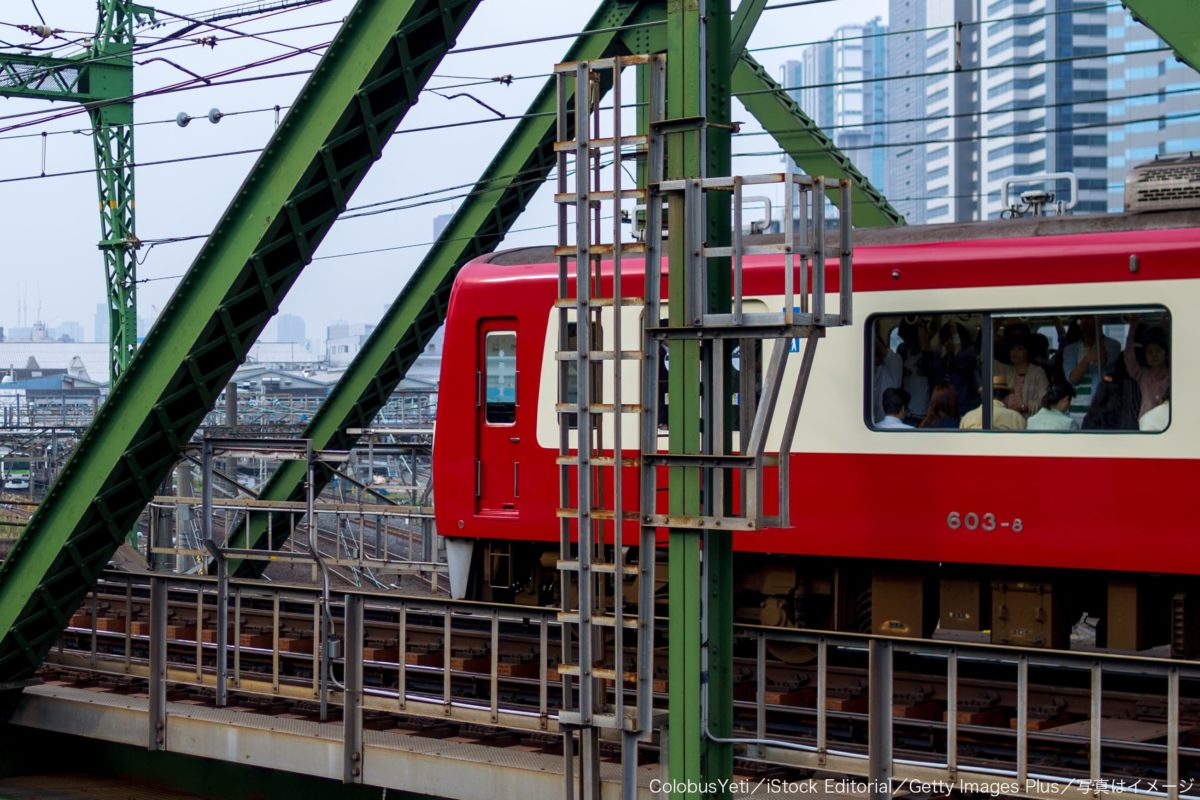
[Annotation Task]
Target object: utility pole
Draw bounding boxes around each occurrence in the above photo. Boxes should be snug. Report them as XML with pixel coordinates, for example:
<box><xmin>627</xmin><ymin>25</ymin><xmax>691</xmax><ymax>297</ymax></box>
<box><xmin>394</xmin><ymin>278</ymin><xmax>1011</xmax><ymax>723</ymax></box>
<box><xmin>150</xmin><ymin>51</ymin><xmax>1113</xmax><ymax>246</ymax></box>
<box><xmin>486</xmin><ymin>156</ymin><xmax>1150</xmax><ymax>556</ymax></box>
<box><xmin>1</xmin><ymin>2</ymin><xmax>154</xmax><ymax>383</ymax></box>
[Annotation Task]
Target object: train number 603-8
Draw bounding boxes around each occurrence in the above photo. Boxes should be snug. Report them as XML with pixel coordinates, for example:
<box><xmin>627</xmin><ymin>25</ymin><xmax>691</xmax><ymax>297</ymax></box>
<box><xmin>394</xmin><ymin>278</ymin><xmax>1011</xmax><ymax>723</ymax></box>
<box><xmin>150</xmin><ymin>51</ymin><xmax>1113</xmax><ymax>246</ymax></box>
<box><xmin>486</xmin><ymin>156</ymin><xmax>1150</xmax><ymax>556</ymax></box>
<box><xmin>947</xmin><ymin>511</ymin><xmax>1023</xmax><ymax>532</ymax></box>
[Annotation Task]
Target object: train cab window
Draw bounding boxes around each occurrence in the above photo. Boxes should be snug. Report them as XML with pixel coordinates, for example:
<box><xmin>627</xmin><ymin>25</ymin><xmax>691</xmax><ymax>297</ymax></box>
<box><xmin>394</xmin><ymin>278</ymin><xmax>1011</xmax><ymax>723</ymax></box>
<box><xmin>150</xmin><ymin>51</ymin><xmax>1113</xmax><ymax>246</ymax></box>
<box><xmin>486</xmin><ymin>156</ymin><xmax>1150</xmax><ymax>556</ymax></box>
<box><xmin>868</xmin><ymin>308</ymin><xmax>1170</xmax><ymax>432</ymax></box>
<box><xmin>484</xmin><ymin>331</ymin><xmax>517</xmax><ymax>425</ymax></box>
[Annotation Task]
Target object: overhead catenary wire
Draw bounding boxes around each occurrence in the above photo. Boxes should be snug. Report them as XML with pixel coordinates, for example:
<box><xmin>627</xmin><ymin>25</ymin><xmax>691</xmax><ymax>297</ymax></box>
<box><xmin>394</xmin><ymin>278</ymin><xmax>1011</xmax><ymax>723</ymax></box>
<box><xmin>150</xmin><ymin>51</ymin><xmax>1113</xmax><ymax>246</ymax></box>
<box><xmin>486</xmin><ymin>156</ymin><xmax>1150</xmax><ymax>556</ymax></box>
<box><xmin>751</xmin><ymin>2</ymin><xmax>1121</xmax><ymax>55</ymax></box>
<box><xmin>0</xmin><ymin>13</ymin><xmax>667</xmax><ymax>134</ymax></box>
<box><xmin>735</xmin><ymin>84</ymin><xmax>1200</xmax><ymax>139</ymax></box>
<box><xmin>734</xmin><ymin>107</ymin><xmax>1200</xmax><ymax>160</ymax></box>
<box><xmin>740</xmin><ymin>45</ymin><xmax>1174</xmax><ymax>100</ymax></box>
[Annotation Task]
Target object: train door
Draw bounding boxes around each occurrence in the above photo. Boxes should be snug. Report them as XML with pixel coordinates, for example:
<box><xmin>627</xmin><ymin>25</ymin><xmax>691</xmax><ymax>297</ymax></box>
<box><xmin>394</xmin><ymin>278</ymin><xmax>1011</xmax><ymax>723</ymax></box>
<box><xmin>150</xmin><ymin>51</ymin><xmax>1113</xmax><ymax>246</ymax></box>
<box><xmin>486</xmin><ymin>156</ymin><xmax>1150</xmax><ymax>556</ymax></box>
<box><xmin>476</xmin><ymin>318</ymin><xmax>520</xmax><ymax>516</ymax></box>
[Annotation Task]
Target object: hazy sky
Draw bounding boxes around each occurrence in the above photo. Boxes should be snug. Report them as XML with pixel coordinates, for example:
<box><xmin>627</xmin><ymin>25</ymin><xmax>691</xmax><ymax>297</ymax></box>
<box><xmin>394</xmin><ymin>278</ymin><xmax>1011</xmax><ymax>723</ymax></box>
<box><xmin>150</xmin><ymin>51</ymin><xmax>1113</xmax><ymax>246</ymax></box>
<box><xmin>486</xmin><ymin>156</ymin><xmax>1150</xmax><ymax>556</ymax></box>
<box><xmin>1</xmin><ymin>0</ymin><xmax>887</xmax><ymax>343</ymax></box>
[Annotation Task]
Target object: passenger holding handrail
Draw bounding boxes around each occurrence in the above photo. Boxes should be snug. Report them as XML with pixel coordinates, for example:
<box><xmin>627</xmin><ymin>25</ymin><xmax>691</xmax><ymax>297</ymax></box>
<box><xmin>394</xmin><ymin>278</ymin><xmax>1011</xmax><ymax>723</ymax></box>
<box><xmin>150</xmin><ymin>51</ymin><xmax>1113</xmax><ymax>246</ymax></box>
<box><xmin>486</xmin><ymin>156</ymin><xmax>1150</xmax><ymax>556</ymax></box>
<box><xmin>1061</xmin><ymin>315</ymin><xmax>1119</xmax><ymax>425</ymax></box>
<box><xmin>1124</xmin><ymin>314</ymin><xmax>1170</xmax><ymax>421</ymax></box>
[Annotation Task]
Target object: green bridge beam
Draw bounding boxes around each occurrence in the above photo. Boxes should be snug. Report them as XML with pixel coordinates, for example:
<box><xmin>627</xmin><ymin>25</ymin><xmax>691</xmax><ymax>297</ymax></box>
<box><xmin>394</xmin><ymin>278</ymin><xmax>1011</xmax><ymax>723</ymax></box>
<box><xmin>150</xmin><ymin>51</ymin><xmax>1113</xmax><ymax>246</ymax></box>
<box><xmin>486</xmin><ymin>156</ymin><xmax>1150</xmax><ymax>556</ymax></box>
<box><xmin>0</xmin><ymin>0</ymin><xmax>481</xmax><ymax>682</ymax></box>
<box><xmin>230</xmin><ymin>0</ymin><xmax>902</xmax><ymax>572</ymax></box>
<box><xmin>1122</xmin><ymin>0</ymin><xmax>1200</xmax><ymax>73</ymax></box>
<box><xmin>228</xmin><ymin>0</ymin><xmax>649</xmax><ymax>575</ymax></box>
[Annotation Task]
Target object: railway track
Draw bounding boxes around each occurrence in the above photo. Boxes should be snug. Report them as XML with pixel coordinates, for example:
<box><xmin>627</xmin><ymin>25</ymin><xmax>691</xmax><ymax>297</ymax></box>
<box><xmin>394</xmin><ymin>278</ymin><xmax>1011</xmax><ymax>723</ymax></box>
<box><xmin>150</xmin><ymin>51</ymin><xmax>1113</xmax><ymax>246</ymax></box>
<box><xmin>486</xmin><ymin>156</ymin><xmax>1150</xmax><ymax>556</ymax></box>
<box><xmin>40</xmin><ymin>571</ymin><xmax>1200</xmax><ymax>796</ymax></box>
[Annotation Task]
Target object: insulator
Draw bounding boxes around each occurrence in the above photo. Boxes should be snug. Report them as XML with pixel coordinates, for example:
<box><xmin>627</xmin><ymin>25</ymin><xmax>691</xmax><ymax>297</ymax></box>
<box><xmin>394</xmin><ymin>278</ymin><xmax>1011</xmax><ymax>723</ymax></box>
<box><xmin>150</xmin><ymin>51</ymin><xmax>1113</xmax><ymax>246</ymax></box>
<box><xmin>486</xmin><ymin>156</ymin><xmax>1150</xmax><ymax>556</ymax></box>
<box><xmin>176</xmin><ymin>112</ymin><xmax>191</xmax><ymax>128</ymax></box>
<box><xmin>207</xmin><ymin>108</ymin><xmax>224</xmax><ymax>125</ymax></box>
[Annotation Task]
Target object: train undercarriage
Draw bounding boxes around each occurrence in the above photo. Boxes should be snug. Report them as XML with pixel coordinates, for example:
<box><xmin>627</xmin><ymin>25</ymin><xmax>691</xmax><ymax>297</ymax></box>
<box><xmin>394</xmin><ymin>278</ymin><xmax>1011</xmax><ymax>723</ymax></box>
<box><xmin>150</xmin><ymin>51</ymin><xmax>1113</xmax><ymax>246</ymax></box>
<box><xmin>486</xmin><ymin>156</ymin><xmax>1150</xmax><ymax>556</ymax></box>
<box><xmin>458</xmin><ymin>539</ymin><xmax>1200</xmax><ymax>658</ymax></box>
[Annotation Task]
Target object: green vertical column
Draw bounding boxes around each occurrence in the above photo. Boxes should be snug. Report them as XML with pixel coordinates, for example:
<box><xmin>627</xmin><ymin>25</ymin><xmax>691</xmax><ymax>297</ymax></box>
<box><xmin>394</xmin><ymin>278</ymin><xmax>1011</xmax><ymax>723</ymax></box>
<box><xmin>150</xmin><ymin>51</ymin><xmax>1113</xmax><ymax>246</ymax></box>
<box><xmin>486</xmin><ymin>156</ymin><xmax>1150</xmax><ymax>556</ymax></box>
<box><xmin>666</xmin><ymin>1</ymin><xmax>731</xmax><ymax>797</ymax></box>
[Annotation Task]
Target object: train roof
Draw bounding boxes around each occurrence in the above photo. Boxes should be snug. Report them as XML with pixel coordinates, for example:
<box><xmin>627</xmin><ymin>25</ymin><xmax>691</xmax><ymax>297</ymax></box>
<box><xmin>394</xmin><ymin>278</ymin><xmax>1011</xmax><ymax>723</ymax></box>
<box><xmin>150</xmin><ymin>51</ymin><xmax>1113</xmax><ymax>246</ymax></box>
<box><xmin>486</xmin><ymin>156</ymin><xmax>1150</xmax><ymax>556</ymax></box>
<box><xmin>477</xmin><ymin>209</ymin><xmax>1200</xmax><ymax>270</ymax></box>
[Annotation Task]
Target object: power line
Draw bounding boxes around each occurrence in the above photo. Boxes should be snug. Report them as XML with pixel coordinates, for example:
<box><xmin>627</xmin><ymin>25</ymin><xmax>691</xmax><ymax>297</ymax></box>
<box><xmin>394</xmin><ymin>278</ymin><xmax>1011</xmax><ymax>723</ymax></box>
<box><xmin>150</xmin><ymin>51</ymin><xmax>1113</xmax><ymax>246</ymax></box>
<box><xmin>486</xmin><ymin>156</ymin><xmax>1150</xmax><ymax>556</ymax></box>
<box><xmin>136</xmin><ymin>212</ymin><xmax>614</xmax><ymax>284</ymax></box>
<box><xmin>446</xmin><ymin>19</ymin><xmax>665</xmax><ymax>56</ymax></box>
<box><xmin>738</xmin><ymin>45</ymin><xmax>1174</xmax><ymax>100</ymax></box>
<box><xmin>28</xmin><ymin>1</ymin><xmax>46</xmax><ymax>28</ymax></box>
<box><xmin>0</xmin><ymin>12</ymin><xmax>665</xmax><ymax>134</ymax></box>
<box><xmin>734</xmin><ymin>108</ymin><xmax>1200</xmax><ymax>159</ymax></box>
<box><xmin>752</xmin><ymin>2</ymin><xmax>1120</xmax><ymax>55</ymax></box>
<box><xmin>0</xmin><ymin>103</ymin><xmax>289</xmax><ymax>142</ymax></box>
<box><xmin>0</xmin><ymin>146</ymin><xmax>261</xmax><ymax>185</ymax></box>
<box><xmin>734</xmin><ymin>85</ymin><xmax>1200</xmax><ymax>139</ymax></box>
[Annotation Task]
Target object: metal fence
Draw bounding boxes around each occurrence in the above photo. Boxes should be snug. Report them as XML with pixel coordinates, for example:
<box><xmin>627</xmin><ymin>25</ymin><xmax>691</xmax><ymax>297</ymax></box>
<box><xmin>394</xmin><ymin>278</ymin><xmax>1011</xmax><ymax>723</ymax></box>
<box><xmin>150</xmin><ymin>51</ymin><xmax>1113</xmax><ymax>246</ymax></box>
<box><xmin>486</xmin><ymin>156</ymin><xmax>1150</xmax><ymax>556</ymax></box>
<box><xmin>48</xmin><ymin>572</ymin><xmax>1199</xmax><ymax>797</ymax></box>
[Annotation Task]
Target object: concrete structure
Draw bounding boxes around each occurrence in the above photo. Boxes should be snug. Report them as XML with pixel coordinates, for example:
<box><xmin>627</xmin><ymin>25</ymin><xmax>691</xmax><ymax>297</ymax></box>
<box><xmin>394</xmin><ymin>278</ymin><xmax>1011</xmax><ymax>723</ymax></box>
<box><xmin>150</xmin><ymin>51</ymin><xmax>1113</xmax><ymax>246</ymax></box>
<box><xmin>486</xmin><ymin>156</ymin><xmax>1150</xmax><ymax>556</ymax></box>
<box><xmin>325</xmin><ymin>321</ymin><xmax>376</xmax><ymax>367</ymax></box>
<box><xmin>245</xmin><ymin>340</ymin><xmax>321</xmax><ymax>370</ymax></box>
<box><xmin>0</xmin><ymin>342</ymin><xmax>109</xmax><ymax>383</ymax></box>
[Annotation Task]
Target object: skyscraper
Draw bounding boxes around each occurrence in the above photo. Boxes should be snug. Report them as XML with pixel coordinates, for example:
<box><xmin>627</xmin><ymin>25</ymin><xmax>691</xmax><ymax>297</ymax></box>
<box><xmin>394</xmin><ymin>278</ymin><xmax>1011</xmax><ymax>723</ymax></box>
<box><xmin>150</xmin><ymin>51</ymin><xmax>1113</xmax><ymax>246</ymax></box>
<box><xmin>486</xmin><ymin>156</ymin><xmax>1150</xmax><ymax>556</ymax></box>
<box><xmin>1104</xmin><ymin>9</ymin><xmax>1200</xmax><ymax>212</ymax></box>
<box><xmin>894</xmin><ymin>0</ymin><xmax>1191</xmax><ymax>223</ymax></box>
<box><xmin>276</xmin><ymin>314</ymin><xmax>306</xmax><ymax>344</ymax></box>
<box><xmin>782</xmin><ymin>16</ymin><xmax>889</xmax><ymax>198</ymax></box>
<box><xmin>921</xmin><ymin>0</ymin><xmax>980</xmax><ymax>223</ymax></box>
<box><xmin>885</xmin><ymin>0</ymin><xmax>928</xmax><ymax>224</ymax></box>
<box><xmin>94</xmin><ymin>303</ymin><xmax>107</xmax><ymax>344</ymax></box>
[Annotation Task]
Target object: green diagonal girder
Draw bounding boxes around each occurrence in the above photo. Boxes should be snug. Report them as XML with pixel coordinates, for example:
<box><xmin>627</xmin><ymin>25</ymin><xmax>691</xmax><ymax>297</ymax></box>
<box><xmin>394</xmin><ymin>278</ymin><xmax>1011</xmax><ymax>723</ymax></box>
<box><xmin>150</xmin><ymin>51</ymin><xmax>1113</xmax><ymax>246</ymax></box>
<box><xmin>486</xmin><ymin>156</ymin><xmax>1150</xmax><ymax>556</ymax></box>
<box><xmin>0</xmin><ymin>0</ymin><xmax>481</xmax><ymax>681</ymax></box>
<box><xmin>229</xmin><ymin>0</ymin><xmax>902</xmax><ymax>572</ymax></box>
<box><xmin>228</xmin><ymin>0</ymin><xmax>649</xmax><ymax>575</ymax></box>
<box><xmin>1123</xmin><ymin>0</ymin><xmax>1200</xmax><ymax>73</ymax></box>
<box><xmin>732</xmin><ymin>51</ymin><xmax>904</xmax><ymax>227</ymax></box>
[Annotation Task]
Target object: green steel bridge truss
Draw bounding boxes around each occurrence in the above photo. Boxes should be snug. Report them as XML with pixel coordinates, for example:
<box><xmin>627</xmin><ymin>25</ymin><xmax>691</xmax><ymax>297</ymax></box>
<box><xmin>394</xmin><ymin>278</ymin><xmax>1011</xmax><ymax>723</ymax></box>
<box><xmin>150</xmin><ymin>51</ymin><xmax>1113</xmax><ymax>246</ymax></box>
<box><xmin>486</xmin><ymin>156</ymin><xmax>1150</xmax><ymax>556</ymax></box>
<box><xmin>0</xmin><ymin>0</ymin><xmax>962</xmax><ymax>683</ymax></box>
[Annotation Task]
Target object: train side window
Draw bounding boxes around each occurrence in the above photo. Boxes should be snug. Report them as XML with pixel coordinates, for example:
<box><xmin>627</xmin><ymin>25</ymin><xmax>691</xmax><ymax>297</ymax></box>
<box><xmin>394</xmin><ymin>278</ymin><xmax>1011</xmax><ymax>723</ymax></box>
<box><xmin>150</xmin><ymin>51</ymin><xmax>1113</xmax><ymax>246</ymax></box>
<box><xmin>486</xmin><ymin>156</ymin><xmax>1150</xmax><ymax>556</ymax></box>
<box><xmin>1039</xmin><ymin>309</ymin><xmax>1171</xmax><ymax>432</ymax></box>
<box><xmin>868</xmin><ymin>313</ymin><xmax>982</xmax><ymax>429</ymax></box>
<box><xmin>867</xmin><ymin>308</ymin><xmax>1170</xmax><ymax>433</ymax></box>
<box><xmin>485</xmin><ymin>331</ymin><xmax>517</xmax><ymax>425</ymax></box>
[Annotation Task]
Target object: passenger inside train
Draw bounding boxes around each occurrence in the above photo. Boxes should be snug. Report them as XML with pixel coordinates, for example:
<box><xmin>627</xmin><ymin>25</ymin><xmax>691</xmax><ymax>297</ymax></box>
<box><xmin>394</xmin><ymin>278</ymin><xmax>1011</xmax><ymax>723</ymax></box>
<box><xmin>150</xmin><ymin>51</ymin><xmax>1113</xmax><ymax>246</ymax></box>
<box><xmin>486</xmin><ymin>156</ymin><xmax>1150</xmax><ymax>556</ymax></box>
<box><xmin>870</xmin><ymin>308</ymin><xmax>1171</xmax><ymax>432</ymax></box>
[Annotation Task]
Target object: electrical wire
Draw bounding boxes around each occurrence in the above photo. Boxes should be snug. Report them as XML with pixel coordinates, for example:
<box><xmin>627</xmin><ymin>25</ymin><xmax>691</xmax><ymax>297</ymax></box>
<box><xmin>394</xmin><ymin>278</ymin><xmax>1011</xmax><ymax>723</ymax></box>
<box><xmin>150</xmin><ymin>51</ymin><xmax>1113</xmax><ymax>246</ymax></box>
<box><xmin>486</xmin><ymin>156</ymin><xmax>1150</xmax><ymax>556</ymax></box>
<box><xmin>740</xmin><ymin>45</ymin><xmax>1174</xmax><ymax>100</ymax></box>
<box><xmin>0</xmin><ymin>104</ymin><xmax>291</xmax><ymax>142</ymax></box>
<box><xmin>734</xmin><ymin>107</ymin><xmax>1200</xmax><ymax>160</ymax></box>
<box><xmin>155</xmin><ymin>8</ymin><xmax>328</xmax><ymax>57</ymax></box>
<box><xmin>446</xmin><ymin>19</ymin><xmax>665</xmax><ymax>56</ymax></box>
<box><xmin>0</xmin><ymin>147</ymin><xmax>262</xmax><ymax>185</ymax></box>
<box><xmin>733</xmin><ymin>84</ymin><xmax>1200</xmax><ymax>139</ymax></box>
<box><xmin>751</xmin><ymin>2</ymin><xmax>1121</xmax><ymax>55</ymax></box>
<box><xmin>28</xmin><ymin>0</ymin><xmax>46</xmax><ymax>27</ymax></box>
<box><xmin>134</xmin><ymin>212</ymin><xmax>609</xmax><ymax>285</ymax></box>
<box><xmin>0</xmin><ymin>11</ymin><xmax>665</xmax><ymax>133</ymax></box>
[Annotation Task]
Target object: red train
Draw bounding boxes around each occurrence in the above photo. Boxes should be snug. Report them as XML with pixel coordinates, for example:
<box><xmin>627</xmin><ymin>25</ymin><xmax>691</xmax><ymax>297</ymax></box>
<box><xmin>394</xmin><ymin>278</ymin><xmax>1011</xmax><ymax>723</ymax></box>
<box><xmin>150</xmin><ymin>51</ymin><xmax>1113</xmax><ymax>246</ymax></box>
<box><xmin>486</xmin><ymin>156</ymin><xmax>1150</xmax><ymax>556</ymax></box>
<box><xmin>433</xmin><ymin>203</ymin><xmax>1200</xmax><ymax>655</ymax></box>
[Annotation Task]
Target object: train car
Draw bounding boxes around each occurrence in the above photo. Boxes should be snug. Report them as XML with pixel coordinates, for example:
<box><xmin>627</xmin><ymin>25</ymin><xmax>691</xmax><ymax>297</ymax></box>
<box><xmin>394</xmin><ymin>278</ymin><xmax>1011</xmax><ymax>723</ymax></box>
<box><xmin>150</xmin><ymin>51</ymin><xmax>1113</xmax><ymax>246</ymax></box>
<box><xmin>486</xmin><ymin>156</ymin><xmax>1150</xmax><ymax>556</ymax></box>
<box><xmin>432</xmin><ymin>173</ymin><xmax>1200</xmax><ymax>654</ymax></box>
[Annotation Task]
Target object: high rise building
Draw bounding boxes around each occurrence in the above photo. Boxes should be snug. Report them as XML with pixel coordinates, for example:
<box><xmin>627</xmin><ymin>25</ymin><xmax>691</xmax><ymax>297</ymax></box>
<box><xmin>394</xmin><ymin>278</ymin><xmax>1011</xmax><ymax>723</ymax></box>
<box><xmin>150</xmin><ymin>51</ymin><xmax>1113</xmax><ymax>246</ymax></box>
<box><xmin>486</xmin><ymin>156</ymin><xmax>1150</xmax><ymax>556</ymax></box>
<box><xmin>921</xmin><ymin>0</ymin><xmax>980</xmax><ymax>223</ymax></box>
<box><xmin>94</xmin><ymin>303</ymin><xmax>107</xmax><ymax>344</ymax></box>
<box><xmin>59</xmin><ymin>321</ymin><xmax>84</xmax><ymax>343</ymax></box>
<box><xmin>782</xmin><ymin>16</ymin><xmax>889</xmax><ymax>198</ymax></box>
<box><xmin>894</xmin><ymin>0</ymin><xmax>1195</xmax><ymax>223</ymax></box>
<box><xmin>1104</xmin><ymin>9</ymin><xmax>1200</xmax><ymax>212</ymax></box>
<box><xmin>433</xmin><ymin>213</ymin><xmax>453</xmax><ymax>239</ymax></box>
<box><xmin>885</xmin><ymin>0</ymin><xmax>928</xmax><ymax>224</ymax></box>
<box><xmin>975</xmin><ymin>0</ymin><xmax>1109</xmax><ymax>219</ymax></box>
<box><xmin>276</xmin><ymin>314</ymin><xmax>306</xmax><ymax>344</ymax></box>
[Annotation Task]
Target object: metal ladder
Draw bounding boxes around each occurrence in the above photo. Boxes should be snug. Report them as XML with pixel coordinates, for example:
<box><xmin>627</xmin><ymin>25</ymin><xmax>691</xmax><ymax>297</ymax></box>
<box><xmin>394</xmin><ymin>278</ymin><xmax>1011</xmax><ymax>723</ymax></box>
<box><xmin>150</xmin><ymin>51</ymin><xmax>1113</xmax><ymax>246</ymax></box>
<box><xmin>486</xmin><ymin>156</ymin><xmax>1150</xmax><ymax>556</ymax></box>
<box><xmin>553</xmin><ymin>54</ymin><xmax>664</xmax><ymax>799</ymax></box>
<box><xmin>644</xmin><ymin>172</ymin><xmax>854</xmax><ymax>531</ymax></box>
